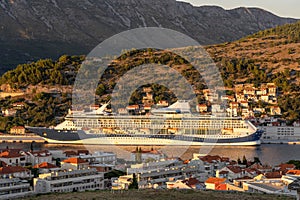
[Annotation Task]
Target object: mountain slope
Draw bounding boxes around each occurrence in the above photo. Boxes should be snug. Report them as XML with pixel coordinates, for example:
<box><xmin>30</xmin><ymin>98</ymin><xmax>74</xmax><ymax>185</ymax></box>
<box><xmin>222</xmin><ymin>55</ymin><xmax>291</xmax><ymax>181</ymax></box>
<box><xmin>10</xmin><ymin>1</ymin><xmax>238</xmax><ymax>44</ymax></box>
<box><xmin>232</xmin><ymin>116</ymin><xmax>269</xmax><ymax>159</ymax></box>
<box><xmin>0</xmin><ymin>0</ymin><xmax>297</xmax><ymax>74</ymax></box>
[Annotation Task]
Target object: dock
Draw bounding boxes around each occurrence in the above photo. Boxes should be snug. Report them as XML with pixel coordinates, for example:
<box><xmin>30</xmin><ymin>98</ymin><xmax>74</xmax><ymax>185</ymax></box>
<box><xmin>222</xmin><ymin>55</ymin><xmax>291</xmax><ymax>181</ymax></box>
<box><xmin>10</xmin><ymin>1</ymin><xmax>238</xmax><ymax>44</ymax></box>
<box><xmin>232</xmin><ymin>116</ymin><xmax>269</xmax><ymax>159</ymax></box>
<box><xmin>0</xmin><ymin>134</ymin><xmax>45</xmax><ymax>143</ymax></box>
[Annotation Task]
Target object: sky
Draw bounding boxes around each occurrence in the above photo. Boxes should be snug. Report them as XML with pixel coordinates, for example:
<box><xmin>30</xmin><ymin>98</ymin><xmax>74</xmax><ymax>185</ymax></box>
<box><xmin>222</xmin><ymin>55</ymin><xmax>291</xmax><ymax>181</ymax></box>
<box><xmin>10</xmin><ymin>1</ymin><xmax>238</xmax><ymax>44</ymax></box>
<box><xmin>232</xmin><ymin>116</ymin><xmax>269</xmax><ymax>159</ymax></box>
<box><xmin>180</xmin><ymin>0</ymin><xmax>300</xmax><ymax>19</ymax></box>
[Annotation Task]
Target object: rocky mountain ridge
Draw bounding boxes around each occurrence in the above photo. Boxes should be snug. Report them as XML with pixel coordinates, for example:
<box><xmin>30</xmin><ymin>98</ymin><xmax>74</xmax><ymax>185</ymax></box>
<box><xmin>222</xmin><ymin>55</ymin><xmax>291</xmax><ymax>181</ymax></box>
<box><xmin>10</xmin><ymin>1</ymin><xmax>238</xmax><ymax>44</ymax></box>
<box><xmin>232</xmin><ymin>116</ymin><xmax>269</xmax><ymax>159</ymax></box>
<box><xmin>0</xmin><ymin>0</ymin><xmax>297</xmax><ymax>74</ymax></box>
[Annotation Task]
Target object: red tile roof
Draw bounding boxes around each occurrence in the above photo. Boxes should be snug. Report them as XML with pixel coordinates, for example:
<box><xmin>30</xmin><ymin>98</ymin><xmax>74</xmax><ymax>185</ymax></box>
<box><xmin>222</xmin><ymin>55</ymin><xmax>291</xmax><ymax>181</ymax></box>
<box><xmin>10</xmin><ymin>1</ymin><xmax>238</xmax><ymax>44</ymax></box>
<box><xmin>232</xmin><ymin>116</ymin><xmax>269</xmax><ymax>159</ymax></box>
<box><xmin>0</xmin><ymin>166</ymin><xmax>28</xmax><ymax>174</ymax></box>
<box><xmin>227</xmin><ymin>166</ymin><xmax>242</xmax><ymax>174</ymax></box>
<box><xmin>265</xmin><ymin>171</ymin><xmax>282</xmax><ymax>179</ymax></box>
<box><xmin>286</xmin><ymin>170</ymin><xmax>300</xmax><ymax>175</ymax></box>
<box><xmin>0</xmin><ymin>151</ymin><xmax>22</xmax><ymax>158</ymax></box>
<box><xmin>33</xmin><ymin>162</ymin><xmax>57</xmax><ymax>169</ymax></box>
<box><xmin>77</xmin><ymin>150</ymin><xmax>89</xmax><ymax>155</ymax></box>
<box><xmin>30</xmin><ymin>150</ymin><xmax>51</xmax><ymax>157</ymax></box>
<box><xmin>11</xmin><ymin>126</ymin><xmax>25</xmax><ymax>130</ymax></box>
<box><xmin>64</xmin><ymin>150</ymin><xmax>77</xmax><ymax>157</ymax></box>
<box><xmin>219</xmin><ymin>171</ymin><xmax>229</xmax><ymax>175</ymax></box>
<box><xmin>205</xmin><ymin>177</ymin><xmax>226</xmax><ymax>184</ymax></box>
<box><xmin>183</xmin><ymin>178</ymin><xmax>200</xmax><ymax>187</ymax></box>
<box><xmin>276</xmin><ymin>163</ymin><xmax>295</xmax><ymax>171</ymax></box>
<box><xmin>62</xmin><ymin>157</ymin><xmax>87</xmax><ymax>164</ymax></box>
<box><xmin>199</xmin><ymin>155</ymin><xmax>222</xmax><ymax>163</ymax></box>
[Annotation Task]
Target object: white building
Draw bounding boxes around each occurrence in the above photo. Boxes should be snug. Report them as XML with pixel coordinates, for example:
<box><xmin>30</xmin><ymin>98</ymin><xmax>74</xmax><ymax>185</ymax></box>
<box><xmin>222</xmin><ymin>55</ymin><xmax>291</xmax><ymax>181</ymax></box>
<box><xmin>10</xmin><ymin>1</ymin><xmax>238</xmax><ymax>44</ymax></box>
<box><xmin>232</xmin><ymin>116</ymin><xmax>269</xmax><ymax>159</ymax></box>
<box><xmin>34</xmin><ymin>168</ymin><xmax>105</xmax><ymax>194</ymax></box>
<box><xmin>130</xmin><ymin>149</ymin><xmax>166</xmax><ymax>162</ymax></box>
<box><xmin>125</xmin><ymin>158</ymin><xmax>207</xmax><ymax>188</ymax></box>
<box><xmin>0</xmin><ymin>166</ymin><xmax>32</xmax><ymax>179</ymax></box>
<box><xmin>61</xmin><ymin>157</ymin><xmax>89</xmax><ymax>170</ymax></box>
<box><xmin>0</xmin><ymin>150</ymin><xmax>25</xmax><ymax>166</ymax></box>
<box><xmin>78</xmin><ymin>151</ymin><xmax>116</xmax><ymax>165</ymax></box>
<box><xmin>0</xmin><ymin>178</ymin><xmax>32</xmax><ymax>199</ymax></box>
<box><xmin>21</xmin><ymin>150</ymin><xmax>53</xmax><ymax>166</ymax></box>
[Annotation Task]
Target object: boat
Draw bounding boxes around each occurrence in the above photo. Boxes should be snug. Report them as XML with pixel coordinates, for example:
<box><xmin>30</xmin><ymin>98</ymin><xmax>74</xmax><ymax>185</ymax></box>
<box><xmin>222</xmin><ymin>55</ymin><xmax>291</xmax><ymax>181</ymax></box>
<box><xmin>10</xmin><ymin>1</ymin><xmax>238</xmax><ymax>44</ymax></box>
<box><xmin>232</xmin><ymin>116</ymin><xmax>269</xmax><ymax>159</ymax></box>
<box><xmin>26</xmin><ymin>101</ymin><xmax>263</xmax><ymax>146</ymax></box>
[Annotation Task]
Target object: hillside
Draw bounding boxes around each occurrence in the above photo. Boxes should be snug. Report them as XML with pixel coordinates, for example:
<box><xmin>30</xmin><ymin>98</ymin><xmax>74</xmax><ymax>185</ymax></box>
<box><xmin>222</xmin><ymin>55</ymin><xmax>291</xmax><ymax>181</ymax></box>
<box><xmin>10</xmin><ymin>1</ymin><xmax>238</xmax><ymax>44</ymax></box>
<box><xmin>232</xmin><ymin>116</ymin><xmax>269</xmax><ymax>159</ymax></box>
<box><xmin>0</xmin><ymin>0</ymin><xmax>297</xmax><ymax>74</ymax></box>
<box><xmin>0</xmin><ymin>21</ymin><xmax>299</xmax><ymax>130</ymax></box>
<box><xmin>24</xmin><ymin>189</ymin><xmax>294</xmax><ymax>200</ymax></box>
<box><xmin>206</xmin><ymin>21</ymin><xmax>300</xmax><ymax>86</ymax></box>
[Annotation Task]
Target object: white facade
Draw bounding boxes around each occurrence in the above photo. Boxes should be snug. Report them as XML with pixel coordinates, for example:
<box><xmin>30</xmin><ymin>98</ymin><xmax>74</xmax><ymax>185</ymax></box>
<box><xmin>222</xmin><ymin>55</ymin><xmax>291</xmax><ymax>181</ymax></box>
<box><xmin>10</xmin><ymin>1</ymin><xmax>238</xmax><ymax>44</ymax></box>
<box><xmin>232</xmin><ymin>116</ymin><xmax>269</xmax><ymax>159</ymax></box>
<box><xmin>78</xmin><ymin>151</ymin><xmax>116</xmax><ymax>165</ymax></box>
<box><xmin>126</xmin><ymin>159</ymin><xmax>207</xmax><ymax>188</ymax></box>
<box><xmin>0</xmin><ymin>178</ymin><xmax>32</xmax><ymax>199</ymax></box>
<box><xmin>34</xmin><ymin>168</ymin><xmax>105</xmax><ymax>194</ymax></box>
<box><xmin>260</xmin><ymin>126</ymin><xmax>300</xmax><ymax>143</ymax></box>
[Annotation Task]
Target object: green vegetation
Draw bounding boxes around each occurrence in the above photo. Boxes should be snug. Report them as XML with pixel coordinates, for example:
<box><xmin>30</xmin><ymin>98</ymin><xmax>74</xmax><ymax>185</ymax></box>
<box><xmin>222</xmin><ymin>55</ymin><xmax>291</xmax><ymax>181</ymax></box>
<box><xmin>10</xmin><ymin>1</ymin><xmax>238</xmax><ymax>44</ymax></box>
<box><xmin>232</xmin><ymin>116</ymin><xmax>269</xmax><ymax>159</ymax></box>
<box><xmin>287</xmin><ymin>160</ymin><xmax>300</xmax><ymax>169</ymax></box>
<box><xmin>0</xmin><ymin>92</ymin><xmax>71</xmax><ymax>132</ymax></box>
<box><xmin>0</xmin><ymin>55</ymin><xmax>85</xmax><ymax>89</ymax></box>
<box><xmin>248</xmin><ymin>21</ymin><xmax>300</xmax><ymax>43</ymax></box>
<box><xmin>0</xmin><ymin>21</ymin><xmax>300</xmax><ymax>129</ymax></box>
<box><xmin>104</xmin><ymin>170</ymin><xmax>126</xmax><ymax>179</ymax></box>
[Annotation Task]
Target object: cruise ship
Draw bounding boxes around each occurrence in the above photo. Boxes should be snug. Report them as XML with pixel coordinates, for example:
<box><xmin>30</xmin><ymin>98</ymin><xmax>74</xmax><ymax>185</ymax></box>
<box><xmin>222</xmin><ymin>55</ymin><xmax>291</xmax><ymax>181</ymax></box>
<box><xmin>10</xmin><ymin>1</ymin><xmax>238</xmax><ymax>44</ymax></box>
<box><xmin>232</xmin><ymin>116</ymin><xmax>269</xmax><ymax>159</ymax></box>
<box><xmin>27</xmin><ymin>101</ymin><xmax>263</xmax><ymax>146</ymax></box>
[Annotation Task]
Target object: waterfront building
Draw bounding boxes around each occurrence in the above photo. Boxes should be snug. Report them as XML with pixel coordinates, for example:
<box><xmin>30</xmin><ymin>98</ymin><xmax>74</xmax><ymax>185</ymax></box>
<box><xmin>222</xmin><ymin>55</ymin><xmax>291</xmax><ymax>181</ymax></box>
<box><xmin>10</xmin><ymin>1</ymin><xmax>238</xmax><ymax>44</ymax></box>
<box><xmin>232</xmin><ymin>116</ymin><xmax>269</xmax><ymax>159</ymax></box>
<box><xmin>0</xmin><ymin>178</ymin><xmax>32</xmax><ymax>199</ymax></box>
<box><xmin>10</xmin><ymin>126</ymin><xmax>26</xmax><ymax>135</ymax></box>
<box><xmin>33</xmin><ymin>168</ymin><xmax>105</xmax><ymax>193</ymax></box>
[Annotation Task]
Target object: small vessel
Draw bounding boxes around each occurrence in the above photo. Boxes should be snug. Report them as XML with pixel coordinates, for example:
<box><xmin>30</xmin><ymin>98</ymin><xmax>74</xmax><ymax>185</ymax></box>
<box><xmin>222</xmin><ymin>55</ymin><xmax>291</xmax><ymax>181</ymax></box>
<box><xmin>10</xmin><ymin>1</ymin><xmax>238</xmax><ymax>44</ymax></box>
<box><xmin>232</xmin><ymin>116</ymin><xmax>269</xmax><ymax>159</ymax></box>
<box><xmin>27</xmin><ymin>101</ymin><xmax>262</xmax><ymax>146</ymax></box>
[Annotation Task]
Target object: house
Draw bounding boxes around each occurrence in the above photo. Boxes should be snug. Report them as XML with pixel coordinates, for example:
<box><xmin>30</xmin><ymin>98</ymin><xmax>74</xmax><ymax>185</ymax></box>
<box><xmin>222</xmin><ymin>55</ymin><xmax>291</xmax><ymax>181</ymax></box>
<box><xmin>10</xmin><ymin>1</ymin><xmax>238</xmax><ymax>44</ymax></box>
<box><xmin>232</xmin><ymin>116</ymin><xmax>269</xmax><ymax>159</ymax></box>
<box><xmin>10</xmin><ymin>126</ymin><xmax>26</xmax><ymax>135</ymax></box>
<box><xmin>23</xmin><ymin>150</ymin><xmax>53</xmax><ymax>166</ymax></box>
<box><xmin>270</xmin><ymin>106</ymin><xmax>281</xmax><ymax>115</ymax></box>
<box><xmin>216</xmin><ymin>166</ymin><xmax>244</xmax><ymax>181</ymax></box>
<box><xmin>260</xmin><ymin>95</ymin><xmax>269</xmax><ymax>102</ymax></box>
<box><xmin>197</xmin><ymin>104</ymin><xmax>208</xmax><ymax>113</ymax></box>
<box><xmin>126</xmin><ymin>105</ymin><xmax>140</xmax><ymax>114</ymax></box>
<box><xmin>61</xmin><ymin>157</ymin><xmax>89</xmax><ymax>170</ymax></box>
<box><xmin>76</xmin><ymin>151</ymin><xmax>116</xmax><ymax>165</ymax></box>
<box><xmin>274</xmin><ymin>164</ymin><xmax>296</xmax><ymax>175</ymax></box>
<box><xmin>286</xmin><ymin>170</ymin><xmax>300</xmax><ymax>176</ymax></box>
<box><xmin>2</xmin><ymin>109</ymin><xmax>17</xmax><ymax>117</ymax></box>
<box><xmin>243</xmin><ymin>88</ymin><xmax>255</xmax><ymax>96</ymax></box>
<box><xmin>125</xmin><ymin>158</ymin><xmax>207</xmax><ymax>189</ymax></box>
<box><xmin>235</xmin><ymin>93</ymin><xmax>245</xmax><ymax>102</ymax></box>
<box><xmin>34</xmin><ymin>168</ymin><xmax>105</xmax><ymax>194</ymax></box>
<box><xmin>195</xmin><ymin>155</ymin><xmax>228</xmax><ymax>176</ymax></box>
<box><xmin>156</xmin><ymin>100</ymin><xmax>169</xmax><ymax>107</ymax></box>
<box><xmin>166</xmin><ymin>178</ymin><xmax>203</xmax><ymax>190</ymax></box>
<box><xmin>205</xmin><ymin>177</ymin><xmax>227</xmax><ymax>190</ymax></box>
<box><xmin>112</xmin><ymin>174</ymin><xmax>133</xmax><ymax>190</ymax></box>
<box><xmin>0</xmin><ymin>178</ymin><xmax>32</xmax><ymax>199</ymax></box>
<box><xmin>249</xmin><ymin>163</ymin><xmax>272</xmax><ymax>174</ymax></box>
<box><xmin>240</xmin><ymin>100</ymin><xmax>249</xmax><ymax>108</ymax></box>
<box><xmin>267</xmin><ymin>85</ymin><xmax>277</xmax><ymax>96</ymax></box>
<box><xmin>130</xmin><ymin>149</ymin><xmax>166</xmax><ymax>162</ymax></box>
<box><xmin>12</xmin><ymin>102</ymin><xmax>25</xmax><ymax>110</ymax></box>
<box><xmin>0</xmin><ymin>166</ymin><xmax>32</xmax><ymax>179</ymax></box>
<box><xmin>33</xmin><ymin>162</ymin><xmax>59</xmax><ymax>173</ymax></box>
<box><xmin>0</xmin><ymin>150</ymin><xmax>25</xmax><ymax>166</ymax></box>
<box><xmin>229</xmin><ymin>102</ymin><xmax>239</xmax><ymax>109</ymax></box>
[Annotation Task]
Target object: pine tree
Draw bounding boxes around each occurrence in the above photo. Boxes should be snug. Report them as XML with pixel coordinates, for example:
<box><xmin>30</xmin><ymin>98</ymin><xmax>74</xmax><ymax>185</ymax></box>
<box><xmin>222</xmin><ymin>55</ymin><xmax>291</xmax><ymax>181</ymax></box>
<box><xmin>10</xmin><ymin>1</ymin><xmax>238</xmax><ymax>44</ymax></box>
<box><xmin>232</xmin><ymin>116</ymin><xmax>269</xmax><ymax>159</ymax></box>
<box><xmin>242</xmin><ymin>155</ymin><xmax>247</xmax><ymax>165</ymax></box>
<box><xmin>129</xmin><ymin>173</ymin><xmax>139</xmax><ymax>189</ymax></box>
